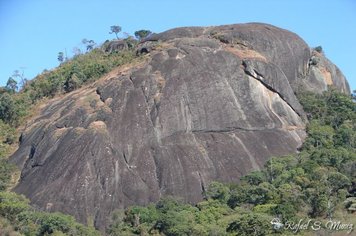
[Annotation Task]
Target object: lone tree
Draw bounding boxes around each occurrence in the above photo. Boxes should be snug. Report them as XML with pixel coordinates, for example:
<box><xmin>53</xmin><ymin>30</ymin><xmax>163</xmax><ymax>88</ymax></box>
<box><xmin>110</xmin><ymin>25</ymin><xmax>122</xmax><ymax>39</ymax></box>
<box><xmin>134</xmin><ymin>29</ymin><xmax>152</xmax><ymax>40</ymax></box>
<box><xmin>5</xmin><ymin>77</ymin><xmax>18</xmax><ymax>93</ymax></box>
<box><xmin>11</xmin><ymin>69</ymin><xmax>27</xmax><ymax>90</ymax></box>
<box><xmin>82</xmin><ymin>38</ymin><xmax>96</xmax><ymax>51</ymax></box>
<box><xmin>57</xmin><ymin>52</ymin><xmax>64</xmax><ymax>63</ymax></box>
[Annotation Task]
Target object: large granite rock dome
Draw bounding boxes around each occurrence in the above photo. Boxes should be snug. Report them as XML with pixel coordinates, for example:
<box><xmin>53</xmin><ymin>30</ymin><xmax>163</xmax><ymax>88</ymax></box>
<box><xmin>11</xmin><ymin>23</ymin><xmax>350</xmax><ymax>230</ymax></box>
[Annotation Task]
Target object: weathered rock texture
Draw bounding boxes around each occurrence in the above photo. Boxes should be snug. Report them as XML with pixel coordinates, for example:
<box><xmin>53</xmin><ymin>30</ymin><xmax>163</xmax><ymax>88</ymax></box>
<box><xmin>11</xmin><ymin>23</ymin><xmax>350</xmax><ymax>230</ymax></box>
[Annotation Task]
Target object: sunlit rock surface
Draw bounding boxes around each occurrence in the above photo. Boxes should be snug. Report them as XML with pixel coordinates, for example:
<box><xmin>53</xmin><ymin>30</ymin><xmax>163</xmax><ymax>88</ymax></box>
<box><xmin>11</xmin><ymin>23</ymin><xmax>350</xmax><ymax>230</ymax></box>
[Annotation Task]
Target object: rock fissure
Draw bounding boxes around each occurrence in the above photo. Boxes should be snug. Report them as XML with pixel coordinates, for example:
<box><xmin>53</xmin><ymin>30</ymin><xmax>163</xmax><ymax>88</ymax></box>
<box><xmin>243</xmin><ymin>62</ymin><xmax>303</xmax><ymax>118</ymax></box>
<box><xmin>198</xmin><ymin>172</ymin><xmax>206</xmax><ymax>196</ymax></box>
<box><xmin>192</xmin><ymin>127</ymin><xmax>268</xmax><ymax>133</ymax></box>
<box><xmin>149</xmin><ymin>147</ymin><xmax>162</xmax><ymax>190</ymax></box>
<box><xmin>31</xmin><ymin>162</ymin><xmax>44</xmax><ymax>168</ymax></box>
<box><xmin>122</xmin><ymin>152</ymin><xmax>129</xmax><ymax>166</ymax></box>
<box><xmin>128</xmin><ymin>75</ymin><xmax>134</xmax><ymax>85</ymax></box>
<box><xmin>29</xmin><ymin>145</ymin><xmax>36</xmax><ymax>159</ymax></box>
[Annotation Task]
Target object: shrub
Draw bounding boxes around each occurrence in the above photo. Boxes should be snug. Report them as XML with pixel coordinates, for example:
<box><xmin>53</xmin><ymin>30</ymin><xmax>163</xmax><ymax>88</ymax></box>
<box><xmin>226</xmin><ymin>213</ymin><xmax>272</xmax><ymax>236</ymax></box>
<box><xmin>314</xmin><ymin>46</ymin><xmax>323</xmax><ymax>53</ymax></box>
<box><xmin>205</xmin><ymin>181</ymin><xmax>230</xmax><ymax>202</ymax></box>
<box><xmin>0</xmin><ymin>192</ymin><xmax>30</xmax><ymax>221</ymax></box>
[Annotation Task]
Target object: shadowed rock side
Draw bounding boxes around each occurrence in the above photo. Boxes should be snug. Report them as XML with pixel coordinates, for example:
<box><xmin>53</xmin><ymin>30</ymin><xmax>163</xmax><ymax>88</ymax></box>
<box><xmin>11</xmin><ymin>23</ymin><xmax>350</xmax><ymax>230</ymax></box>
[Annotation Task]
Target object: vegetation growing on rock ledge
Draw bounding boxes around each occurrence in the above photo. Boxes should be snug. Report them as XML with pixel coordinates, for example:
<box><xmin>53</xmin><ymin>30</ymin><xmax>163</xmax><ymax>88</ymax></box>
<box><xmin>0</xmin><ymin>38</ymin><xmax>140</xmax><ymax>128</ymax></box>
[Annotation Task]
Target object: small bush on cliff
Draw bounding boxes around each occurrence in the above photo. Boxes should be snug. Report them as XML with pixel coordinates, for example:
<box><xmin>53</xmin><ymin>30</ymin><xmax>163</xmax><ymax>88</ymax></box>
<box><xmin>134</xmin><ymin>30</ymin><xmax>152</xmax><ymax>40</ymax></box>
<box><xmin>314</xmin><ymin>45</ymin><xmax>323</xmax><ymax>53</ymax></box>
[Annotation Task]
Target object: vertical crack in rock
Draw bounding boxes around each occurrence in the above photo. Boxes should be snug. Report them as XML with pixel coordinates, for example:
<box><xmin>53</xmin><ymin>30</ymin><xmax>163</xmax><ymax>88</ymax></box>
<box><xmin>198</xmin><ymin>172</ymin><xmax>206</xmax><ymax>195</ymax></box>
<box><xmin>149</xmin><ymin>72</ymin><xmax>166</xmax><ymax>144</ymax></box>
<box><xmin>140</xmin><ymin>86</ymin><xmax>149</xmax><ymax>105</ymax></box>
<box><xmin>128</xmin><ymin>75</ymin><xmax>135</xmax><ymax>86</ymax></box>
<box><xmin>122</xmin><ymin>152</ymin><xmax>129</xmax><ymax>166</ymax></box>
<box><xmin>29</xmin><ymin>145</ymin><xmax>36</xmax><ymax>160</ymax></box>
<box><xmin>95</xmin><ymin>87</ymin><xmax>105</xmax><ymax>103</ymax></box>
<box><xmin>150</xmin><ymin>147</ymin><xmax>162</xmax><ymax>192</ymax></box>
<box><xmin>150</xmin><ymin>105</ymin><xmax>162</xmax><ymax>145</ymax></box>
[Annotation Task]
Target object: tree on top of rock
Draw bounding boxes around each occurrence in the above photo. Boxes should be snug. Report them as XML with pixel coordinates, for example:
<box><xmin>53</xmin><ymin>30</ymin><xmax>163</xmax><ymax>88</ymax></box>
<box><xmin>134</xmin><ymin>30</ymin><xmax>152</xmax><ymax>40</ymax></box>
<box><xmin>110</xmin><ymin>25</ymin><xmax>122</xmax><ymax>40</ymax></box>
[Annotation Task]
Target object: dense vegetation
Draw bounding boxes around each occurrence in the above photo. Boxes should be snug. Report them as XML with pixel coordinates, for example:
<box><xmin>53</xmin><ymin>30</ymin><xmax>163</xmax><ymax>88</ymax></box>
<box><xmin>0</xmin><ymin>191</ymin><xmax>99</xmax><ymax>235</ymax></box>
<box><xmin>107</xmin><ymin>89</ymin><xmax>356</xmax><ymax>236</ymax></box>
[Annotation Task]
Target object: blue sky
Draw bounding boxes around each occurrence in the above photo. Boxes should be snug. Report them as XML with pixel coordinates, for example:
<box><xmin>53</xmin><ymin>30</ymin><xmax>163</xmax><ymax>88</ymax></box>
<box><xmin>0</xmin><ymin>0</ymin><xmax>355</xmax><ymax>90</ymax></box>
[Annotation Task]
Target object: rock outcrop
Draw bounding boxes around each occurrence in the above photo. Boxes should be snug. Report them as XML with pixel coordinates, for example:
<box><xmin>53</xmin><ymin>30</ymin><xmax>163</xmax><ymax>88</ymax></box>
<box><xmin>11</xmin><ymin>23</ymin><xmax>350</xmax><ymax>230</ymax></box>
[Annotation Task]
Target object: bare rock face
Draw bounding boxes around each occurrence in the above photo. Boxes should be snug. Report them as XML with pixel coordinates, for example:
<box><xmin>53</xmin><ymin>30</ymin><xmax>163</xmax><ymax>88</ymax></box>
<box><xmin>303</xmin><ymin>49</ymin><xmax>350</xmax><ymax>93</ymax></box>
<box><xmin>11</xmin><ymin>23</ymin><xmax>350</xmax><ymax>230</ymax></box>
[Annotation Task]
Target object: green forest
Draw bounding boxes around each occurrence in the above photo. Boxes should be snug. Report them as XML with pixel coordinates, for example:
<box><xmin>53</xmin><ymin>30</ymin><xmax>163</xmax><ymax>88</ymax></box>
<box><xmin>0</xmin><ymin>38</ymin><xmax>355</xmax><ymax>235</ymax></box>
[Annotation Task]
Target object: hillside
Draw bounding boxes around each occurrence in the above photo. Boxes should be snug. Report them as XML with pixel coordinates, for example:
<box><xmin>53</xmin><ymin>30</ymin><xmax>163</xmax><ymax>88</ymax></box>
<box><xmin>0</xmin><ymin>23</ymin><xmax>354</xmax><ymax>235</ymax></box>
